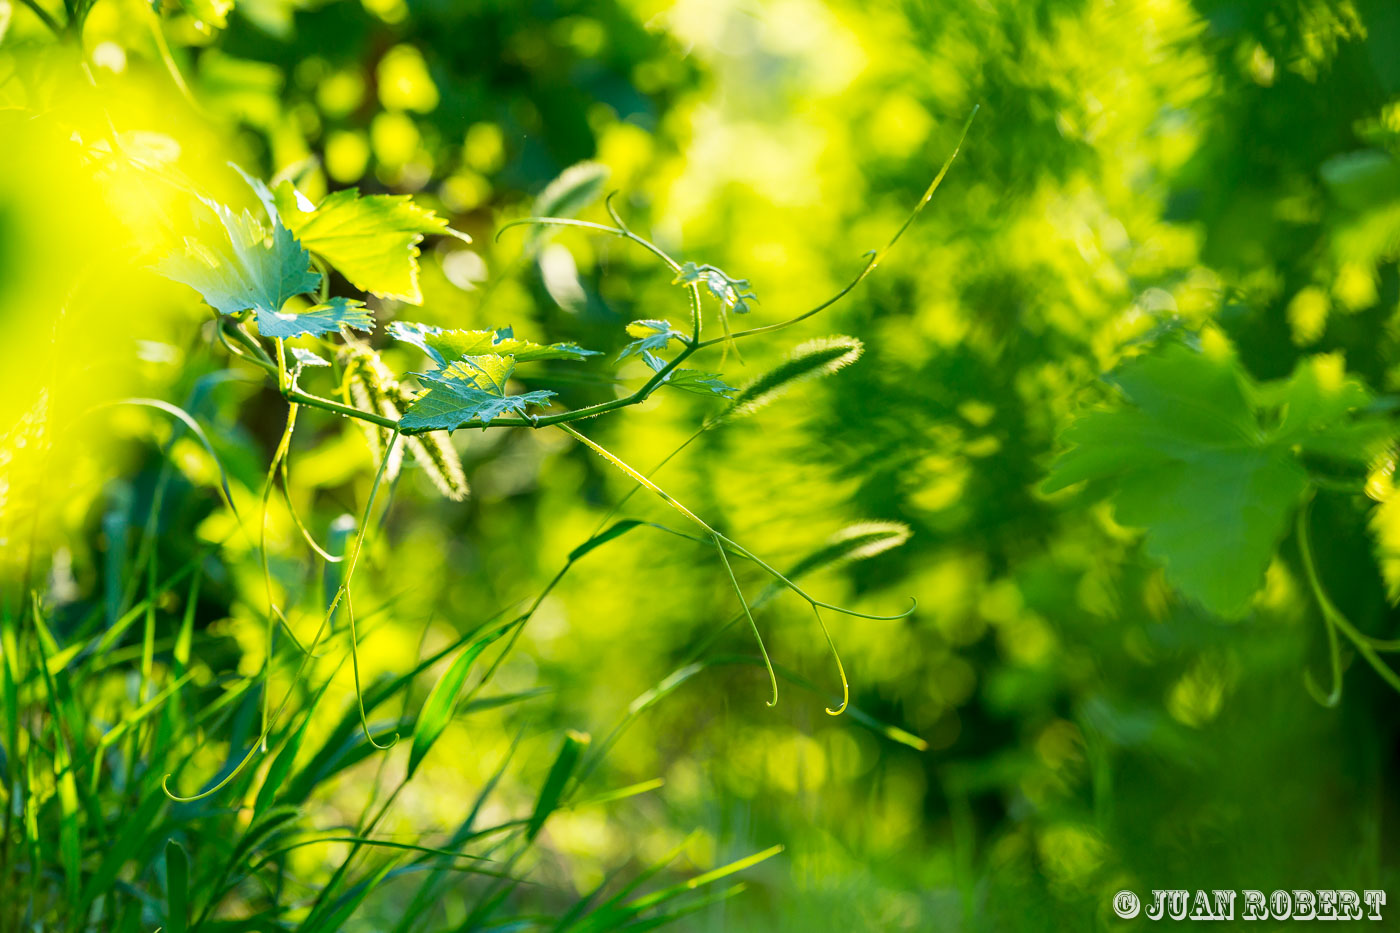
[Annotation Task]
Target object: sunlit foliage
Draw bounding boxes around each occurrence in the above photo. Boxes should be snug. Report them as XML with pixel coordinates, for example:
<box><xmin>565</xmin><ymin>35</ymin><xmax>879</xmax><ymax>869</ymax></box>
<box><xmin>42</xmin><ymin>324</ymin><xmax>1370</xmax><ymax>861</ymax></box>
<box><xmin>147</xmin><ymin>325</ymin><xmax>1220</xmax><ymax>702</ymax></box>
<box><xmin>4</xmin><ymin>0</ymin><xmax>1400</xmax><ymax>929</ymax></box>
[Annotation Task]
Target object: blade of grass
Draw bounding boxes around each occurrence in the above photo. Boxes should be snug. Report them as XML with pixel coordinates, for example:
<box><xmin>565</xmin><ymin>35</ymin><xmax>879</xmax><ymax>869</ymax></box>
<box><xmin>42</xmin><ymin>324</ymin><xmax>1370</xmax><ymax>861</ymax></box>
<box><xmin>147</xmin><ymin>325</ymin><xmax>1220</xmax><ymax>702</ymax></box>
<box><xmin>299</xmin><ymin>858</ymin><xmax>397</xmax><ymax>933</ymax></box>
<box><xmin>609</xmin><ymin>882</ymin><xmax>747</xmax><ymax>932</ymax></box>
<box><xmin>390</xmin><ymin>728</ymin><xmax>528</xmax><ymax>933</ymax></box>
<box><xmin>406</xmin><ymin>630</ymin><xmax>499</xmax><ymax>778</ymax></box>
<box><xmin>76</xmin><ymin>784</ymin><xmax>167</xmax><ymax>913</ymax></box>
<box><xmin>166</xmin><ymin>840</ymin><xmax>190</xmax><ymax>933</ymax></box>
<box><xmin>247</xmin><ymin>837</ymin><xmax>500</xmax><ymax>874</ymax></box>
<box><xmin>552</xmin><ymin>833</ymin><xmax>693</xmax><ymax>932</ymax></box>
<box><xmin>30</xmin><ymin>597</ymin><xmax>83</xmax><ymax>906</ymax></box>
<box><xmin>575</xmin><ymin>846</ymin><xmax>781</xmax><ymax>932</ymax></box>
<box><xmin>527</xmin><ymin>731</ymin><xmax>591</xmax><ymax>841</ymax></box>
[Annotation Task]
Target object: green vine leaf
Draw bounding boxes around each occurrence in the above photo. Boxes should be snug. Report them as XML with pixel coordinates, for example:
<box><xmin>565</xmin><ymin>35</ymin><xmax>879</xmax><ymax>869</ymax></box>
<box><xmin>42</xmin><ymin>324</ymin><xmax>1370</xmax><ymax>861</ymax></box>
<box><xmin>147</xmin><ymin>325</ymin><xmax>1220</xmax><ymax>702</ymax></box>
<box><xmin>389</xmin><ymin>321</ymin><xmax>597</xmax><ymax>367</ymax></box>
<box><xmin>642</xmin><ymin>351</ymin><xmax>735</xmax><ymax>397</ymax></box>
<box><xmin>272</xmin><ymin>184</ymin><xmax>452</xmax><ymax>303</ymax></box>
<box><xmin>1256</xmin><ymin>357</ymin><xmax>1396</xmax><ymax>464</ymax></box>
<box><xmin>1044</xmin><ymin>340</ymin><xmax>1392</xmax><ymax>617</ymax></box>
<box><xmin>618</xmin><ymin>319</ymin><xmax>684</xmax><ymax>361</ymax></box>
<box><xmin>672</xmin><ymin>261</ymin><xmax>757</xmax><ymax>314</ymax></box>
<box><xmin>159</xmin><ymin>198</ymin><xmax>320</xmax><ymax>320</ymax></box>
<box><xmin>288</xmin><ymin>346</ymin><xmax>331</xmax><ymax>383</ymax></box>
<box><xmin>400</xmin><ymin>354</ymin><xmax>556</xmax><ymax>431</ymax></box>
<box><xmin>663</xmin><ymin>369</ymin><xmax>737</xmax><ymax>398</ymax></box>
<box><xmin>256</xmin><ymin>297</ymin><xmax>373</xmax><ymax>339</ymax></box>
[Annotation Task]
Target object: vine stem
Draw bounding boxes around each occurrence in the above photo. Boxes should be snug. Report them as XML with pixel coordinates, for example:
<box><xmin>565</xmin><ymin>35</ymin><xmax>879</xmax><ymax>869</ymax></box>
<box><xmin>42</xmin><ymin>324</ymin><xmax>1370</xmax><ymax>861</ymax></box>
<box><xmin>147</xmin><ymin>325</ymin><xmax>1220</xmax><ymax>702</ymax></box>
<box><xmin>1297</xmin><ymin>493</ymin><xmax>1400</xmax><ymax>703</ymax></box>
<box><xmin>811</xmin><ymin>604</ymin><xmax>849</xmax><ymax>716</ymax></box>
<box><xmin>190</xmin><ymin>130</ymin><xmax>954</xmax><ymax>719</ymax></box>
<box><xmin>140</xmin><ymin>1</ymin><xmax>201</xmax><ymax>111</ymax></box>
<box><xmin>259</xmin><ymin>400</ymin><xmax>297</xmax><ymax>746</ymax></box>
<box><xmin>279</xmin><ymin>436</ymin><xmax>343</xmax><ymax>562</ymax></box>
<box><xmin>555</xmin><ymin>423</ymin><xmax>916</xmax><ymax>626</ymax></box>
<box><xmin>216</xmin><ymin>110</ymin><xmax>977</xmax><ymax>437</ymax></box>
<box><xmin>577</xmin><ymin>417</ymin><xmax>852</xmax><ymax>714</ymax></box>
<box><xmin>714</xmin><ymin>533</ymin><xmax>778</xmax><ymax>706</ymax></box>
<box><xmin>585</xmin><ymin>424</ymin><xmax>707</xmax><ymax>539</ymax></box>
<box><xmin>693</xmin><ymin>104</ymin><xmax>978</xmax><ymax>349</ymax></box>
<box><xmin>161</xmin><ymin>429</ymin><xmax>399</xmax><ymax>801</ymax></box>
<box><xmin>494</xmin><ymin>215</ymin><xmax>683</xmax><ymax>275</ymax></box>
<box><xmin>556</xmin><ymin>422</ymin><xmax>913</xmax><ymax>706</ymax></box>
<box><xmin>555</xmin><ymin>422</ymin><xmax>779</xmax><ymax>699</ymax></box>
<box><xmin>224</xmin><ymin>321</ymin><xmax>702</xmax><ymax>433</ymax></box>
<box><xmin>556</xmin><ymin>424</ymin><xmax>712</xmax><ymax>531</ymax></box>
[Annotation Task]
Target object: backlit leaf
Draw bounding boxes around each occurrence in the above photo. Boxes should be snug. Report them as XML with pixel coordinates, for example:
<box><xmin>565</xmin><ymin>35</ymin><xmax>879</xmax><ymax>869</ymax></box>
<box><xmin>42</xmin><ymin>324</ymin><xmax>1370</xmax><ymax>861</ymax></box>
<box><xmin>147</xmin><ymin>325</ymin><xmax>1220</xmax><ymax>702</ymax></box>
<box><xmin>390</xmin><ymin>321</ymin><xmax>597</xmax><ymax>367</ymax></box>
<box><xmin>619</xmin><ymin>319</ymin><xmax>684</xmax><ymax>361</ymax></box>
<box><xmin>273</xmin><ymin>184</ymin><xmax>450</xmax><ymax>303</ymax></box>
<box><xmin>159</xmin><ymin>198</ymin><xmax>320</xmax><ymax>319</ymax></box>
<box><xmin>400</xmin><ymin>354</ymin><xmax>556</xmax><ymax>431</ymax></box>
<box><xmin>289</xmin><ymin>346</ymin><xmax>330</xmax><ymax>369</ymax></box>
<box><xmin>641</xmin><ymin>352</ymin><xmax>734</xmax><ymax>397</ymax></box>
<box><xmin>256</xmin><ymin>296</ymin><xmax>373</xmax><ymax>339</ymax></box>
<box><xmin>672</xmin><ymin>261</ymin><xmax>756</xmax><ymax>314</ymax></box>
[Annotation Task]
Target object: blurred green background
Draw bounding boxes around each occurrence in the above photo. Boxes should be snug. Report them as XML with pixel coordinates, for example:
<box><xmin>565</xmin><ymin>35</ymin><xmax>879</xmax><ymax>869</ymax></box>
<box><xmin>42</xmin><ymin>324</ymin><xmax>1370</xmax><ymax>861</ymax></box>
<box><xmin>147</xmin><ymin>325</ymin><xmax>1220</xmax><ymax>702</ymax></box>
<box><xmin>5</xmin><ymin>0</ymin><xmax>1400</xmax><ymax>929</ymax></box>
